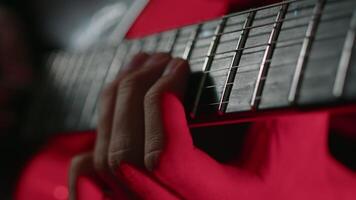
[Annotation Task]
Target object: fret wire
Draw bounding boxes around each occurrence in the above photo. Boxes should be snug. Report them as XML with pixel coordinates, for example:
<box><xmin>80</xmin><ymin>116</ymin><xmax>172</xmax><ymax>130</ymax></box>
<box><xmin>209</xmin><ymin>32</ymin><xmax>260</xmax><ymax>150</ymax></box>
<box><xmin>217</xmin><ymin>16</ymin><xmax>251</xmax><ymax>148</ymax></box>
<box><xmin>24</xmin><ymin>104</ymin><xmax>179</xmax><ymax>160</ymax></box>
<box><xmin>221</xmin><ymin>13</ymin><xmax>320</xmax><ymax>37</ymax></box>
<box><xmin>63</xmin><ymin>51</ymin><xmax>98</xmax><ymax>129</ymax></box>
<box><xmin>203</xmin><ymin>52</ymin><xmax>345</xmax><ymax>91</ymax></box>
<box><xmin>64</xmin><ymin>54</ymin><xmax>86</xmax><ymax>115</ymax></box>
<box><xmin>31</xmin><ymin>0</ymin><xmax>356</xmax><ymax>132</ymax></box>
<box><xmin>204</xmin><ymin>60</ymin><xmax>264</xmax><ymax>75</ymax></box>
<box><xmin>223</xmin><ymin>0</ymin><xmax>298</xmax><ymax>19</ymax></box>
<box><xmin>250</xmin><ymin>4</ymin><xmax>289</xmax><ymax>110</ymax></box>
<box><xmin>190</xmin><ymin>18</ymin><xmax>227</xmax><ymax>117</ymax></box>
<box><xmin>154</xmin><ymin>31</ymin><xmax>176</xmax><ymax>52</ymax></box>
<box><xmin>63</xmin><ymin>54</ymin><xmax>86</xmax><ymax>103</ymax></box>
<box><xmin>121</xmin><ymin>40</ymin><xmax>143</xmax><ymax>66</ymax></box>
<box><xmin>182</xmin><ymin>24</ymin><xmax>202</xmax><ymax>59</ymax></box>
<box><xmin>152</xmin><ymin>34</ymin><xmax>162</xmax><ymax>52</ymax></box>
<box><xmin>189</xmin><ymin>35</ymin><xmax>305</xmax><ymax>62</ymax></box>
<box><xmin>169</xmin><ymin>30</ymin><xmax>180</xmax><ymax>54</ymax></box>
<box><xmin>192</xmin><ymin>41</ymin><xmax>275</xmax><ymax>61</ymax></box>
<box><xmin>197</xmin><ymin>14</ymin><xmax>310</xmax><ymax>41</ymax></box>
<box><xmin>135</xmin><ymin>3</ymin><xmax>346</xmax><ymax>56</ymax></box>
<box><xmin>190</xmin><ymin>39</ymin><xmax>304</xmax><ymax>76</ymax></box>
<box><xmin>333</xmin><ymin>11</ymin><xmax>356</xmax><ymax>98</ymax></box>
<box><xmin>48</xmin><ymin>53</ymin><xmax>83</xmax><ymax>132</ymax></box>
<box><xmin>202</xmin><ymin>60</ymin><xmax>302</xmax><ymax>90</ymax></box>
<box><xmin>250</xmin><ymin>3</ymin><xmax>314</xmax><ymax>21</ymax></box>
<box><xmin>88</xmin><ymin>46</ymin><xmax>133</xmax><ymax>129</ymax></box>
<box><xmin>203</xmin><ymin>62</ymin><xmax>270</xmax><ymax>90</ymax></box>
<box><xmin>206</xmin><ymin>82</ymin><xmax>234</xmax><ymax>89</ymax></box>
<box><xmin>190</xmin><ymin>7</ymin><xmax>348</xmax><ymax>42</ymax></box>
<box><xmin>45</xmin><ymin>53</ymin><xmax>74</xmax><ymax>129</ymax></box>
<box><xmin>89</xmin><ymin>43</ymin><xmax>132</xmax><ymax>128</ymax></box>
<box><xmin>288</xmin><ymin>0</ymin><xmax>326</xmax><ymax>103</ymax></box>
<box><xmin>224</xmin><ymin>21</ymin><xmax>246</xmax><ymax>28</ymax></box>
<box><xmin>105</xmin><ymin>42</ymin><xmax>131</xmax><ymax>83</ymax></box>
<box><xmin>136</xmin><ymin>39</ymin><xmax>144</xmax><ymax>52</ymax></box>
<box><xmin>141</xmin><ymin>34</ymin><xmax>159</xmax><ymax>52</ymax></box>
<box><xmin>78</xmin><ymin>49</ymin><xmax>116</xmax><ymax>129</ymax></box>
<box><xmin>218</xmin><ymin>11</ymin><xmax>256</xmax><ymax>113</ymax></box>
<box><xmin>190</xmin><ymin>35</ymin><xmax>305</xmax><ymax>77</ymax></box>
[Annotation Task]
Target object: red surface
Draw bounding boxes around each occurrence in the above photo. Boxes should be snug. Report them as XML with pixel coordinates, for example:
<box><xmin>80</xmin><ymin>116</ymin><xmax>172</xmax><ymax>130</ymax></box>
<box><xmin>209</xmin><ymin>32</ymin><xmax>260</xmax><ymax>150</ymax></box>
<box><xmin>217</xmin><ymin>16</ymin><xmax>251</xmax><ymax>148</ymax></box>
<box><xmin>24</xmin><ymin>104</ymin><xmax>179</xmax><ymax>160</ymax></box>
<box><xmin>15</xmin><ymin>0</ymin><xmax>356</xmax><ymax>200</ymax></box>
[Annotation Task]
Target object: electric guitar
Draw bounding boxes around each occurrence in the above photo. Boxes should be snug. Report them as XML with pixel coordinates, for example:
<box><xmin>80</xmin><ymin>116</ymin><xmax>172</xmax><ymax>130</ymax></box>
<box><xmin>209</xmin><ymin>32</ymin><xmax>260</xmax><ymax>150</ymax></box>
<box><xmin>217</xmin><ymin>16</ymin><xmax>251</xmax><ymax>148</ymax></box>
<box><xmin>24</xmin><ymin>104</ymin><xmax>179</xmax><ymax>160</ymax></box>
<box><xmin>23</xmin><ymin>0</ymin><xmax>356</xmax><ymax>142</ymax></box>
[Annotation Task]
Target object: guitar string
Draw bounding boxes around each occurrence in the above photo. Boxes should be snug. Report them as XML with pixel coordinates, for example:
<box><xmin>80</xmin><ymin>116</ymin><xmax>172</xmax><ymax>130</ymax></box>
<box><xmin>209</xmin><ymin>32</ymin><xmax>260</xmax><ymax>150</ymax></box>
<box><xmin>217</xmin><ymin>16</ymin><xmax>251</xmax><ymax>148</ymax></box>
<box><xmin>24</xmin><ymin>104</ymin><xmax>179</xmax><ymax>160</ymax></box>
<box><xmin>197</xmin><ymin>52</ymin><xmax>345</xmax><ymax>108</ymax></box>
<box><xmin>47</xmin><ymin>16</ymin><xmax>350</xmax><ymax>113</ymax></box>
<box><xmin>43</xmin><ymin>0</ymin><xmax>354</xmax><ymax>125</ymax></box>
<box><xmin>224</xmin><ymin>0</ymin><xmax>352</xmax><ymax>19</ymax></box>
<box><xmin>48</xmin><ymin>3</ymin><xmax>351</xmax><ymax>68</ymax></box>
<box><xmin>141</xmin><ymin>10</ymin><xmax>352</xmax><ymax>63</ymax></box>
<box><xmin>180</xmin><ymin>2</ymin><xmax>346</xmax><ymax>42</ymax></box>
<box><xmin>131</xmin><ymin>0</ymin><xmax>312</xmax><ymax>46</ymax></box>
<box><xmin>49</xmin><ymin>13</ymin><xmax>350</xmax><ymax>98</ymax></box>
<box><xmin>51</xmin><ymin>10</ymin><xmax>348</xmax><ymax>72</ymax></box>
<box><xmin>200</xmin><ymin>33</ymin><xmax>347</xmax><ymax>91</ymax></box>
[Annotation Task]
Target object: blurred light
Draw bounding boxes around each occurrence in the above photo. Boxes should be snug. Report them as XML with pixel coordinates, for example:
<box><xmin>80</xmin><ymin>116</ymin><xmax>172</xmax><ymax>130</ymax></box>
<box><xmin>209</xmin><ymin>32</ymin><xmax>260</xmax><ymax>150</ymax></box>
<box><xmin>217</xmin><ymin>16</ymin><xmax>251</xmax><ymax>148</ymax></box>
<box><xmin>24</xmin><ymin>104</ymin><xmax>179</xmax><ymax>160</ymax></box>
<box><xmin>53</xmin><ymin>185</ymin><xmax>68</xmax><ymax>200</ymax></box>
<box><xmin>73</xmin><ymin>2</ymin><xmax>128</xmax><ymax>49</ymax></box>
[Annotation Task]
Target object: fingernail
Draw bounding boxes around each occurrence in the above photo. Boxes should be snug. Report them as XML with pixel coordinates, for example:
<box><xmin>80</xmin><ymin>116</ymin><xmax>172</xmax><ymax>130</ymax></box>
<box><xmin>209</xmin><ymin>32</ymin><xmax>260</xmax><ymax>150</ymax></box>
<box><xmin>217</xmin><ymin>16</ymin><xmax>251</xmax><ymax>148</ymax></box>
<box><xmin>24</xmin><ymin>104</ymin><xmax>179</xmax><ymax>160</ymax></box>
<box><xmin>146</xmin><ymin>151</ymin><xmax>160</xmax><ymax>172</ymax></box>
<box><xmin>163</xmin><ymin>58</ymin><xmax>185</xmax><ymax>76</ymax></box>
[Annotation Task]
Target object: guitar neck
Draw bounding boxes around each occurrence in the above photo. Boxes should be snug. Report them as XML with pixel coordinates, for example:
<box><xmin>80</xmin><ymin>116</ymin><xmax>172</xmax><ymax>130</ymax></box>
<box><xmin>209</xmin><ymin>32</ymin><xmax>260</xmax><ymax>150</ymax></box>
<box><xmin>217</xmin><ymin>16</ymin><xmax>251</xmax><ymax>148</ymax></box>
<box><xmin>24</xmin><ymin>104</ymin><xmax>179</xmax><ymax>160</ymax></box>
<box><xmin>24</xmin><ymin>0</ymin><xmax>356</xmax><ymax>138</ymax></box>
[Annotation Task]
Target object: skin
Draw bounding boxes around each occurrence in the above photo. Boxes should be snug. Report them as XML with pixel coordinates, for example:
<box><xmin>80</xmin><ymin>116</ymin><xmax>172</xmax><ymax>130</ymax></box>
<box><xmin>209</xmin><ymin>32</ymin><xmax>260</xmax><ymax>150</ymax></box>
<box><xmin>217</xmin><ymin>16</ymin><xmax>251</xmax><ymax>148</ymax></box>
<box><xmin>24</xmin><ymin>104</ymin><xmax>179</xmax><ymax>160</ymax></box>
<box><xmin>69</xmin><ymin>53</ymin><xmax>190</xmax><ymax>200</ymax></box>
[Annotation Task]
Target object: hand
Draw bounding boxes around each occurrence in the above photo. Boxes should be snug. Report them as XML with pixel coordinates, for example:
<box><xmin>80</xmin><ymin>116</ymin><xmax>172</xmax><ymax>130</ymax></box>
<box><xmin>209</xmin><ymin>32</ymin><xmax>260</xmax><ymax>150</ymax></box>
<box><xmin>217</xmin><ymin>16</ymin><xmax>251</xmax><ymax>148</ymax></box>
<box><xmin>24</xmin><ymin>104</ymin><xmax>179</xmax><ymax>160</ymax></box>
<box><xmin>70</xmin><ymin>53</ymin><xmax>356</xmax><ymax>200</ymax></box>
<box><xmin>69</xmin><ymin>52</ymin><xmax>190</xmax><ymax>199</ymax></box>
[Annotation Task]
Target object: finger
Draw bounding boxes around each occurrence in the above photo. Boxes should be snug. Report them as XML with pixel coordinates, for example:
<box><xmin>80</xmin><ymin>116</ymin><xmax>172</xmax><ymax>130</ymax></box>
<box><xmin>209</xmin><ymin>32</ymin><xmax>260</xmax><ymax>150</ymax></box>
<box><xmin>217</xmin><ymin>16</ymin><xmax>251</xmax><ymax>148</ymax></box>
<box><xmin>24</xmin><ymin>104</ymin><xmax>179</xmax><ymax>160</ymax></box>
<box><xmin>118</xmin><ymin>163</ymin><xmax>180</xmax><ymax>200</ymax></box>
<box><xmin>108</xmin><ymin>53</ymin><xmax>171</xmax><ymax>171</ymax></box>
<box><xmin>94</xmin><ymin>53</ymin><xmax>149</xmax><ymax>174</ymax></box>
<box><xmin>69</xmin><ymin>152</ymin><xmax>95</xmax><ymax>200</ymax></box>
<box><xmin>69</xmin><ymin>152</ymin><xmax>129</xmax><ymax>200</ymax></box>
<box><xmin>143</xmin><ymin>58</ymin><xmax>190</xmax><ymax>171</ymax></box>
<box><xmin>146</xmin><ymin>93</ymin><xmax>258</xmax><ymax>200</ymax></box>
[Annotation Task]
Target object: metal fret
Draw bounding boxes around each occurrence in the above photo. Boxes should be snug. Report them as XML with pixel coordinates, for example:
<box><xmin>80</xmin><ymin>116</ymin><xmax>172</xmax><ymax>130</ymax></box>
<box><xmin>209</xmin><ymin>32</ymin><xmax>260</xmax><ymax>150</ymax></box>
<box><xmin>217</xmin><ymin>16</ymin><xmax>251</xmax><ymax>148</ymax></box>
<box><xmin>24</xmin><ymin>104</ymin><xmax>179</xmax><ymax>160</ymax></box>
<box><xmin>155</xmin><ymin>30</ymin><xmax>177</xmax><ymax>52</ymax></box>
<box><xmin>23</xmin><ymin>0</ymin><xmax>356</xmax><ymax>135</ymax></box>
<box><xmin>141</xmin><ymin>35</ymin><xmax>160</xmax><ymax>52</ymax></box>
<box><xmin>43</xmin><ymin>53</ymin><xmax>73</xmax><ymax>133</ymax></box>
<box><xmin>78</xmin><ymin>50</ymin><xmax>115</xmax><ymax>129</ymax></box>
<box><xmin>63</xmin><ymin>51</ymin><xmax>97</xmax><ymax>130</ymax></box>
<box><xmin>182</xmin><ymin>25</ymin><xmax>202</xmax><ymax>59</ymax></box>
<box><xmin>46</xmin><ymin>53</ymin><xmax>80</xmax><ymax>133</ymax></box>
<box><xmin>333</xmin><ymin>11</ymin><xmax>356</xmax><ymax>98</ymax></box>
<box><xmin>250</xmin><ymin>4</ymin><xmax>289</xmax><ymax>109</ymax></box>
<box><xmin>105</xmin><ymin>42</ymin><xmax>131</xmax><ymax>84</ymax></box>
<box><xmin>218</xmin><ymin>12</ymin><xmax>256</xmax><ymax>112</ymax></box>
<box><xmin>169</xmin><ymin>30</ymin><xmax>180</xmax><ymax>54</ymax></box>
<box><xmin>288</xmin><ymin>0</ymin><xmax>326</xmax><ymax>103</ymax></box>
<box><xmin>190</xmin><ymin>18</ymin><xmax>227</xmax><ymax>117</ymax></box>
<box><xmin>225</xmin><ymin>0</ymin><xmax>298</xmax><ymax>19</ymax></box>
<box><xmin>90</xmin><ymin>43</ymin><xmax>132</xmax><ymax>129</ymax></box>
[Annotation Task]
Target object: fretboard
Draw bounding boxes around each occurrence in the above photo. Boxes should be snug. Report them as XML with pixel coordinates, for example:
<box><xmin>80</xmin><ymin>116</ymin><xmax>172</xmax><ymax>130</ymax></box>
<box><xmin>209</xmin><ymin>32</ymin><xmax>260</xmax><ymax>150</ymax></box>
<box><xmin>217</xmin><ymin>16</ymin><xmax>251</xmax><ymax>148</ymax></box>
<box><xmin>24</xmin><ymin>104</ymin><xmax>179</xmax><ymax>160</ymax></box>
<box><xmin>24</xmin><ymin>0</ymin><xmax>356</xmax><ymax>139</ymax></box>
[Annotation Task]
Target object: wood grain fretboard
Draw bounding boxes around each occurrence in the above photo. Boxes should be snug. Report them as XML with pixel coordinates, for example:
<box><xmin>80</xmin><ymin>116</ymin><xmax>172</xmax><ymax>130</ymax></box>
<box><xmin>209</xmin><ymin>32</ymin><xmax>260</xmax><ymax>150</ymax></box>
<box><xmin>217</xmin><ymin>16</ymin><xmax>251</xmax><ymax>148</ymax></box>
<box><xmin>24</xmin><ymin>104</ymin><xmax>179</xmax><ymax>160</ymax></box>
<box><xmin>24</xmin><ymin>0</ymin><xmax>356</xmax><ymax>138</ymax></box>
